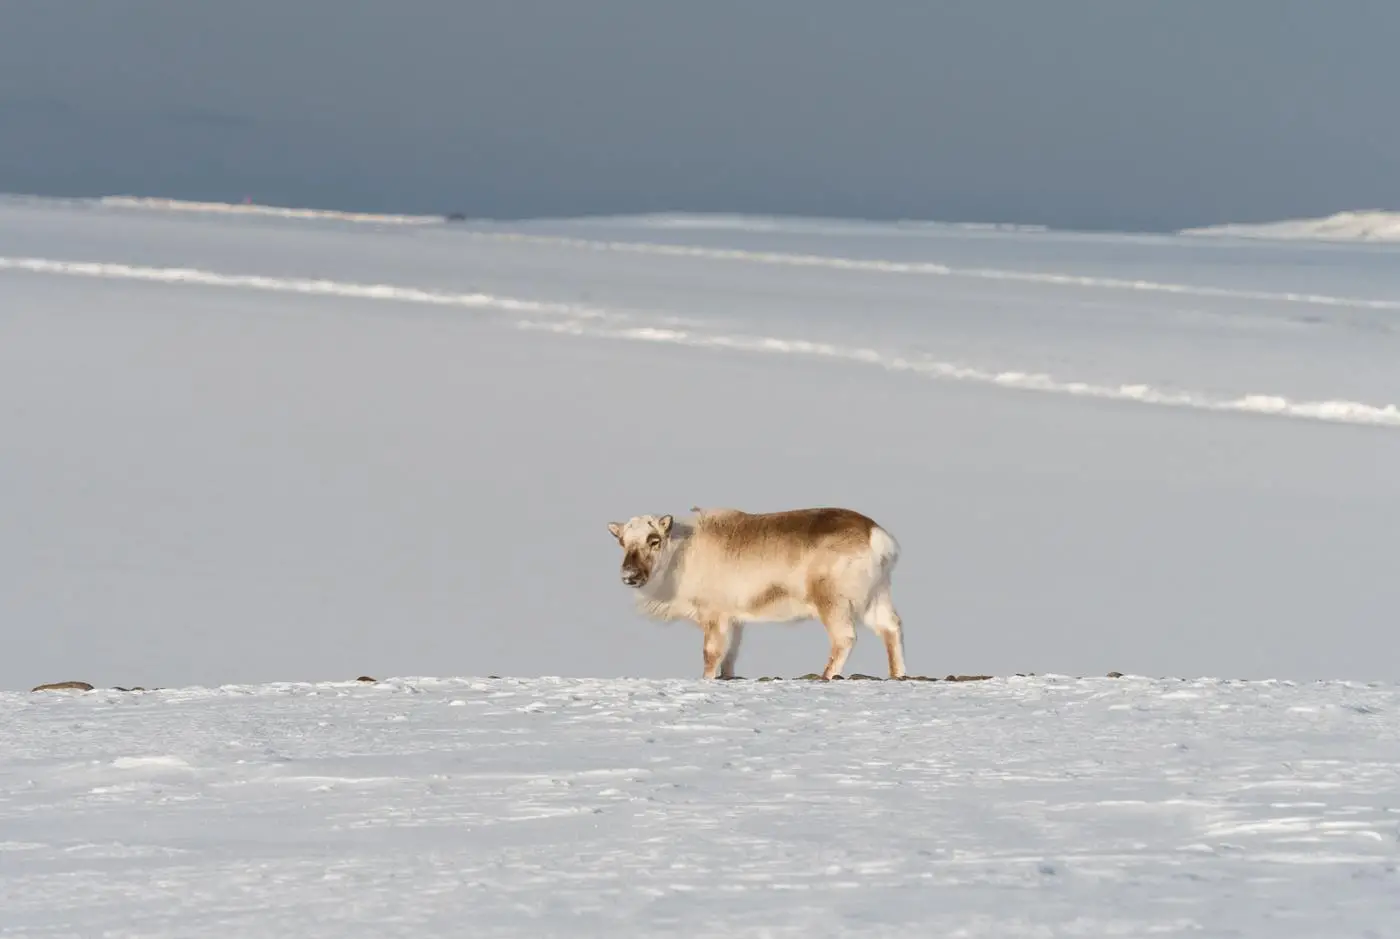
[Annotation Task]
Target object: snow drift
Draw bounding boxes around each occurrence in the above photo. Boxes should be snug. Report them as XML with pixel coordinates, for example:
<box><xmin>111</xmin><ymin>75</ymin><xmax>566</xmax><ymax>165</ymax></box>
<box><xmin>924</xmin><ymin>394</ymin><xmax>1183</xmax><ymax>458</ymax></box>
<box><xmin>1181</xmin><ymin>209</ymin><xmax>1400</xmax><ymax>243</ymax></box>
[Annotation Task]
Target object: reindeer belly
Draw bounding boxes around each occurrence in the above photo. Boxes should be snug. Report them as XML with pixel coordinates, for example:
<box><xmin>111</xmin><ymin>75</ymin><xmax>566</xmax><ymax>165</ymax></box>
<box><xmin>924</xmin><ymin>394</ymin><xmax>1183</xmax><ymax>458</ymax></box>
<box><xmin>698</xmin><ymin>567</ymin><xmax>820</xmax><ymax>623</ymax></box>
<box><xmin>745</xmin><ymin>590</ymin><xmax>818</xmax><ymax>623</ymax></box>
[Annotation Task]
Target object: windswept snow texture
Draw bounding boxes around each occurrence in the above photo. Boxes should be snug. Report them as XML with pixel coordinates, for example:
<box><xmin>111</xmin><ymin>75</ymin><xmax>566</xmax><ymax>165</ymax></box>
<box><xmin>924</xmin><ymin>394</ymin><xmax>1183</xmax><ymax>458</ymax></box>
<box><xmin>4</xmin><ymin>676</ymin><xmax>1400</xmax><ymax>937</ymax></box>
<box><xmin>2</xmin><ymin>197</ymin><xmax>1400</xmax><ymax>690</ymax></box>
<box><xmin>1182</xmin><ymin>210</ymin><xmax>1400</xmax><ymax>243</ymax></box>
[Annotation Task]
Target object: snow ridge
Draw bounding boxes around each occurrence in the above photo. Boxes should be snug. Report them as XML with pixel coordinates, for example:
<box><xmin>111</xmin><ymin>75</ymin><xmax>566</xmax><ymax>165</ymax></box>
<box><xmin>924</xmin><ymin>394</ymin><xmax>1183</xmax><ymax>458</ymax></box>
<box><xmin>98</xmin><ymin>195</ymin><xmax>445</xmax><ymax>225</ymax></box>
<box><xmin>520</xmin><ymin>321</ymin><xmax>1400</xmax><ymax>428</ymax></box>
<box><xmin>464</xmin><ymin>231</ymin><xmax>1400</xmax><ymax>312</ymax></box>
<box><xmin>585</xmin><ymin>212</ymin><xmax>1051</xmax><ymax>236</ymax></box>
<box><xmin>0</xmin><ymin>256</ymin><xmax>615</xmax><ymax>321</ymax></box>
<box><xmin>59</xmin><ymin>195</ymin><xmax>1400</xmax><ymax>307</ymax></box>
<box><xmin>7</xmin><ymin>253</ymin><xmax>1399</xmax><ymax>430</ymax></box>
<box><xmin>1182</xmin><ymin>210</ymin><xmax>1400</xmax><ymax>243</ymax></box>
<box><xmin>89</xmin><ymin>196</ymin><xmax>1047</xmax><ymax>235</ymax></box>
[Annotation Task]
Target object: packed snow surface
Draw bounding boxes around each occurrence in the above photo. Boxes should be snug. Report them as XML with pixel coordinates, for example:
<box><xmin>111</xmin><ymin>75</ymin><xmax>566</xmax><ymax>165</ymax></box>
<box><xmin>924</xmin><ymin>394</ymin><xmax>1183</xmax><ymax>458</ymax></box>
<box><xmin>4</xmin><ymin>675</ymin><xmax>1400</xmax><ymax>937</ymax></box>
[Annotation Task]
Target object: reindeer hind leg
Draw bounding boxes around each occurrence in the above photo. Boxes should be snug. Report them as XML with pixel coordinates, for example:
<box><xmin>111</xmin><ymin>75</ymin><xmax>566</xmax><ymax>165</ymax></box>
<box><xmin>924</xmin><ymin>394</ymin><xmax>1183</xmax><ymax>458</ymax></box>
<box><xmin>818</xmin><ymin>604</ymin><xmax>857</xmax><ymax>680</ymax></box>
<box><xmin>863</xmin><ymin>583</ymin><xmax>906</xmax><ymax>679</ymax></box>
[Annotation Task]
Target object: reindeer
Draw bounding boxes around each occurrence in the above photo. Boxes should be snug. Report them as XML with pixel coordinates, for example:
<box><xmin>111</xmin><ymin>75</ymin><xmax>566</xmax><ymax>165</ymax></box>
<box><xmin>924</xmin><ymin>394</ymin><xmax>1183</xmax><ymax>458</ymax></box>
<box><xmin>606</xmin><ymin>506</ymin><xmax>906</xmax><ymax>680</ymax></box>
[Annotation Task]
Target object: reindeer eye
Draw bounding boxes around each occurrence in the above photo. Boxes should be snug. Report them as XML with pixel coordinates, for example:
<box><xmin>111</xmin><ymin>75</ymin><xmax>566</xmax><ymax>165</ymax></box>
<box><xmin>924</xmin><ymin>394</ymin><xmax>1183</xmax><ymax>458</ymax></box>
<box><xmin>647</xmin><ymin>535</ymin><xmax>661</xmax><ymax>548</ymax></box>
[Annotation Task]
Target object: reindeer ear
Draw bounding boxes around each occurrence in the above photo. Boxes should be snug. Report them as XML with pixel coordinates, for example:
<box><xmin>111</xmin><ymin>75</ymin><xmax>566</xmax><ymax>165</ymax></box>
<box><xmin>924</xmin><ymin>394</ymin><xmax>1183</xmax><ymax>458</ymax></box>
<box><xmin>607</xmin><ymin>522</ymin><xmax>623</xmax><ymax>541</ymax></box>
<box><xmin>657</xmin><ymin>515</ymin><xmax>673</xmax><ymax>535</ymax></box>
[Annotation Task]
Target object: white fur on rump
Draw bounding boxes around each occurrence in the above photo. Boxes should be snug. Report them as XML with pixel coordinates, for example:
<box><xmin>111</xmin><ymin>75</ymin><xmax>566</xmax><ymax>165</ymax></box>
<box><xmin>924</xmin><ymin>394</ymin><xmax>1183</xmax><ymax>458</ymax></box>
<box><xmin>607</xmin><ymin>507</ymin><xmax>906</xmax><ymax>680</ymax></box>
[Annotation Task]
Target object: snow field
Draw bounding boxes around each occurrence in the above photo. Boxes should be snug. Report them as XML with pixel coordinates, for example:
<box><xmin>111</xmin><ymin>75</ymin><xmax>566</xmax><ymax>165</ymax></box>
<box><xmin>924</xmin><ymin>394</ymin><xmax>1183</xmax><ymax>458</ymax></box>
<box><xmin>3</xmin><ymin>195</ymin><xmax>1400</xmax><ymax>935</ymax></box>
<box><xmin>4</xmin><ymin>676</ymin><xmax>1400</xmax><ymax>937</ymax></box>
<box><xmin>3</xmin><ymin>196</ymin><xmax>1400</xmax><ymax>689</ymax></box>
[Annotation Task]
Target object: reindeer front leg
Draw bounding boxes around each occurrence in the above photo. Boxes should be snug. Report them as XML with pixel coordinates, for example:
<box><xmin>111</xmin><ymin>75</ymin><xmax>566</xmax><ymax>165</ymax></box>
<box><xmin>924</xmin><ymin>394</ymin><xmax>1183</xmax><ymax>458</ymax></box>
<box><xmin>720</xmin><ymin>622</ymin><xmax>744</xmax><ymax>679</ymax></box>
<box><xmin>700</xmin><ymin>615</ymin><xmax>733</xmax><ymax>679</ymax></box>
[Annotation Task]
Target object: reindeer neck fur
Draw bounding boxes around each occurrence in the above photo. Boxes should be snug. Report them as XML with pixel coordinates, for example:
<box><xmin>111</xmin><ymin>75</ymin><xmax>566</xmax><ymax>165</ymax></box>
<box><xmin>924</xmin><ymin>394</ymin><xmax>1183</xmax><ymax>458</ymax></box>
<box><xmin>632</xmin><ymin>516</ymin><xmax>701</xmax><ymax>621</ymax></box>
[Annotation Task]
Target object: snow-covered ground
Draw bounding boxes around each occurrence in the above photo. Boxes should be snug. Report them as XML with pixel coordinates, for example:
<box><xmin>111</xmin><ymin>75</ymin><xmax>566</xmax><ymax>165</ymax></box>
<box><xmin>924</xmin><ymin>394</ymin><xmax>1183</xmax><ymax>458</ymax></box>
<box><xmin>5</xmin><ymin>675</ymin><xmax>1400</xmax><ymax>937</ymax></box>
<box><xmin>4</xmin><ymin>196</ymin><xmax>1400</xmax><ymax>690</ymax></box>
<box><xmin>3</xmin><ymin>195</ymin><xmax>1400</xmax><ymax>935</ymax></box>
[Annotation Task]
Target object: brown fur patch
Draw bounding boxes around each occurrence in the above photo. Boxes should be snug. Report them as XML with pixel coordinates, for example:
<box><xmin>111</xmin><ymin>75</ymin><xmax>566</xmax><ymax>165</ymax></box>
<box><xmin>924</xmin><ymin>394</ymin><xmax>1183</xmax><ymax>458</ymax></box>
<box><xmin>806</xmin><ymin>574</ymin><xmax>836</xmax><ymax>617</ymax></box>
<box><xmin>749</xmin><ymin>583</ymin><xmax>789</xmax><ymax>609</ymax></box>
<box><xmin>701</xmin><ymin>507</ymin><xmax>875</xmax><ymax>559</ymax></box>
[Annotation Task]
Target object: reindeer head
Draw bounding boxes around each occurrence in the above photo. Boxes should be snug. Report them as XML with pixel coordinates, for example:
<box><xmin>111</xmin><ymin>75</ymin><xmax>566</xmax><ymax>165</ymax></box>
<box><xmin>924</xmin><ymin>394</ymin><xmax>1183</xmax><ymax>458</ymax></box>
<box><xmin>606</xmin><ymin>514</ymin><xmax>674</xmax><ymax>588</ymax></box>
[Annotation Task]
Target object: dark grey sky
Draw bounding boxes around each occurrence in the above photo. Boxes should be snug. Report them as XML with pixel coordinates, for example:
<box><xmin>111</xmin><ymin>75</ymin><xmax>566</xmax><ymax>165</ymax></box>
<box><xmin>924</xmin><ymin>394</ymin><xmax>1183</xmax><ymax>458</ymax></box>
<box><xmin>1</xmin><ymin>1</ymin><xmax>1396</xmax><ymax>231</ymax></box>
